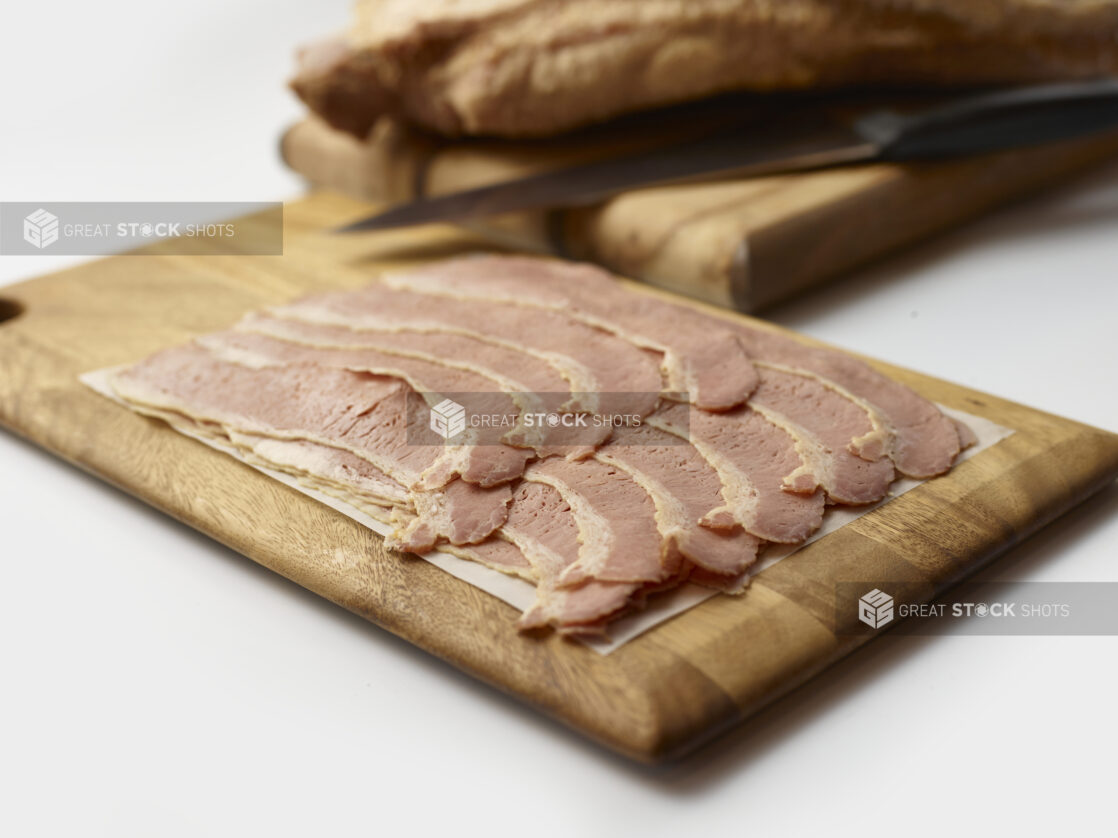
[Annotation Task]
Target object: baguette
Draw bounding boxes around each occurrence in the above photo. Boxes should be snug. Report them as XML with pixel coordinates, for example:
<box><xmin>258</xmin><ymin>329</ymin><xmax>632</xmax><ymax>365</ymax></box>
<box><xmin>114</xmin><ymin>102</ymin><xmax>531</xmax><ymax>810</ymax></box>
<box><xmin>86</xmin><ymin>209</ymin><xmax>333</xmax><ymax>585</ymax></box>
<box><xmin>293</xmin><ymin>0</ymin><xmax>1118</xmax><ymax>139</ymax></box>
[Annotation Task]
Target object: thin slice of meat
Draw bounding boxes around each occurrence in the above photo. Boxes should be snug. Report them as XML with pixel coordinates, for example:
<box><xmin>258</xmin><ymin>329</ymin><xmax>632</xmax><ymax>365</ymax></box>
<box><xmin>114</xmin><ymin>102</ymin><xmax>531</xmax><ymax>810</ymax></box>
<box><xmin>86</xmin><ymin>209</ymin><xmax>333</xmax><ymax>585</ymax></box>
<box><xmin>523</xmin><ymin>456</ymin><xmax>679</xmax><ymax>587</ymax></box>
<box><xmin>467</xmin><ymin>481</ymin><xmax>642</xmax><ymax>630</ymax></box>
<box><xmin>651</xmin><ymin>403</ymin><xmax>826</xmax><ymax>544</ymax></box>
<box><xmin>224</xmin><ymin>318</ymin><xmax>610</xmax><ymax>457</ymax></box>
<box><xmin>236</xmin><ymin>311</ymin><xmax>572</xmax><ymax>397</ymax></box>
<box><xmin>594</xmin><ymin>423</ymin><xmax>762</xmax><ymax>577</ymax></box>
<box><xmin>226</xmin><ymin>430</ymin><xmax>410</xmax><ymax>507</ymax></box>
<box><xmin>747</xmin><ymin>366</ymin><xmax>896</xmax><ymax>505</ymax></box>
<box><xmin>439</xmin><ymin>539</ymin><xmax>537</xmax><ymax>581</ymax></box>
<box><xmin>393</xmin><ymin>480</ymin><xmax>513</xmax><ymax>552</ymax></box>
<box><xmin>381</xmin><ymin>255</ymin><xmax>758</xmax><ymax>410</ymax></box>
<box><xmin>125</xmin><ymin>408</ymin><xmax>412</xmax><ymax>522</ymax></box>
<box><xmin>498</xmin><ymin>482</ymin><xmax>577</xmax><ymax>590</ymax></box>
<box><xmin>149</xmin><ymin>418</ymin><xmax>412</xmax><ymax>529</ymax></box>
<box><xmin>551</xmin><ymin>557</ymin><xmax>701</xmax><ymax>638</ymax></box>
<box><xmin>297</xmin><ymin>474</ymin><xmax>399</xmax><ymax>525</ymax></box>
<box><xmin>223</xmin><ymin>429</ymin><xmax>513</xmax><ymax>555</ymax></box>
<box><xmin>520</xmin><ymin>580</ymin><xmax>640</xmax><ymax>632</ymax></box>
<box><xmin>735</xmin><ymin>331</ymin><xmax>961</xmax><ymax>478</ymax></box>
<box><xmin>953</xmin><ymin>416</ymin><xmax>978</xmax><ymax>451</ymax></box>
<box><xmin>106</xmin><ymin>379</ymin><xmax>507</xmax><ymax>552</ymax></box>
<box><xmin>199</xmin><ymin>334</ymin><xmax>531</xmax><ymax>487</ymax></box>
<box><xmin>269</xmin><ymin>282</ymin><xmax>665</xmax><ymax>419</ymax></box>
<box><xmin>109</xmin><ymin>345</ymin><xmax>512</xmax><ymax>547</ymax></box>
<box><xmin>689</xmin><ymin>566</ymin><xmax>751</xmax><ymax>595</ymax></box>
<box><xmin>199</xmin><ymin>328</ymin><xmax>554</xmax><ymax>456</ymax></box>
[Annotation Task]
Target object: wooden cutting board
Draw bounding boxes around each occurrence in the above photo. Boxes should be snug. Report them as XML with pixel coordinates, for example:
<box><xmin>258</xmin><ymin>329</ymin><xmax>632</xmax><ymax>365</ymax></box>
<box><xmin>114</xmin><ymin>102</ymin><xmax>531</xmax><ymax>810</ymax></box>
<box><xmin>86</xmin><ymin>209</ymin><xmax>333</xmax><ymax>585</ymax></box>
<box><xmin>2</xmin><ymin>193</ymin><xmax>1116</xmax><ymax>761</ymax></box>
<box><xmin>283</xmin><ymin>115</ymin><xmax>1118</xmax><ymax>311</ymax></box>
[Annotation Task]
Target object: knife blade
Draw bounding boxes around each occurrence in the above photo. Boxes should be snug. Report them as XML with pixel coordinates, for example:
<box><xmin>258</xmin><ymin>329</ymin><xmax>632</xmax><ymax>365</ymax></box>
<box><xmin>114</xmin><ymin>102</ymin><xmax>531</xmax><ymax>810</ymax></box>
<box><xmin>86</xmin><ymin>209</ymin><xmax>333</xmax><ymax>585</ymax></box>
<box><xmin>337</xmin><ymin>79</ymin><xmax>1118</xmax><ymax>233</ymax></box>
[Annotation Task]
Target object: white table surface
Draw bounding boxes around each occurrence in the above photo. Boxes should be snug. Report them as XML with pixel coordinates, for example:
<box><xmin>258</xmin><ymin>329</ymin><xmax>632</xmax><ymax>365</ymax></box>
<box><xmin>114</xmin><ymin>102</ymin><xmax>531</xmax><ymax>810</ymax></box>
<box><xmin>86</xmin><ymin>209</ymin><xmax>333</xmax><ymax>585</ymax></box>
<box><xmin>2</xmin><ymin>3</ymin><xmax>1116</xmax><ymax>836</ymax></box>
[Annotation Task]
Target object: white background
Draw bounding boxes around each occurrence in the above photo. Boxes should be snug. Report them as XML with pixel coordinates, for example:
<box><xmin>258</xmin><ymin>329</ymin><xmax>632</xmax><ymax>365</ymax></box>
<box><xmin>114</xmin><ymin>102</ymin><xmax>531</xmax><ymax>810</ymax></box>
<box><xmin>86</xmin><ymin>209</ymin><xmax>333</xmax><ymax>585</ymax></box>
<box><xmin>2</xmin><ymin>3</ymin><xmax>1116</xmax><ymax>836</ymax></box>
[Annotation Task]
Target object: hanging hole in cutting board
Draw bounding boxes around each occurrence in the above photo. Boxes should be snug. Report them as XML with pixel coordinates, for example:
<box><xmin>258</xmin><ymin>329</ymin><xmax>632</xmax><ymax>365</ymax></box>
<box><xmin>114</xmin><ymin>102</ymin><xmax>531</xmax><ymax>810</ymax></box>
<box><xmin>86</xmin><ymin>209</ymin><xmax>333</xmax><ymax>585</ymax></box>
<box><xmin>0</xmin><ymin>298</ymin><xmax>24</xmax><ymax>324</ymax></box>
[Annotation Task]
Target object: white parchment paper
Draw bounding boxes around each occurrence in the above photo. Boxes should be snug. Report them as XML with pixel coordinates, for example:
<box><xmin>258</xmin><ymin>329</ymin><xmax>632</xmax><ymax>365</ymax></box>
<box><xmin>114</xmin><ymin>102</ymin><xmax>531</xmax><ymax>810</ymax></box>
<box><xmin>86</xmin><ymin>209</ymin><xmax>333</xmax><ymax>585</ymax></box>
<box><xmin>82</xmin><ymin>368</ymin><xmax>1013</xmax><ymax>654</ymax></box>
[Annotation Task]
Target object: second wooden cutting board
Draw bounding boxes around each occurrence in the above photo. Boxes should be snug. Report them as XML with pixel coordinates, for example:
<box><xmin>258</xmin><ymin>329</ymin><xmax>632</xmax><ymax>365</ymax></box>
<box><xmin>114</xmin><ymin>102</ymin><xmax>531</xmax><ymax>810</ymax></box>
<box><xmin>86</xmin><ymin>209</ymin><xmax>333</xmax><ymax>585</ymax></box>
<box><xmin>284</xmin><ymin>116</ymin><xmax>1118</xmax><ymax>311</ymax></box>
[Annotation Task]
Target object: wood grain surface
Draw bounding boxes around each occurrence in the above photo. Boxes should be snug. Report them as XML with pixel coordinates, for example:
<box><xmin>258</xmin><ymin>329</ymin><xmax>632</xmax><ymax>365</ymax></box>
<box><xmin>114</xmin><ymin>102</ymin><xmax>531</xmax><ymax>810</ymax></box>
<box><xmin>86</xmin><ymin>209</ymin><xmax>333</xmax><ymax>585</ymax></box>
<box><xmin>1</xmin><ymin>193</ymin><xmax>1116</xmax><ymax>761</ymax></box>
<box><xmin>284</xmin><ymin>115</ymin><xmax>1118</xmax><ymax>311</ymax></box>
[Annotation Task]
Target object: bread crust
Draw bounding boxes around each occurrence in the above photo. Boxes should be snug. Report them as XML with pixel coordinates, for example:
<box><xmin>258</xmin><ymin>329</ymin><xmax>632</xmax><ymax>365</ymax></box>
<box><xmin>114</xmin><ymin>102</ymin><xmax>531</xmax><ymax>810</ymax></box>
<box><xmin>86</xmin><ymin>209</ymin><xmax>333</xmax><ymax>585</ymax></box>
<box><xmin>293</xmin><ymin>0</ymin><xmax>1118</xmax><ymax>139</ymax></box>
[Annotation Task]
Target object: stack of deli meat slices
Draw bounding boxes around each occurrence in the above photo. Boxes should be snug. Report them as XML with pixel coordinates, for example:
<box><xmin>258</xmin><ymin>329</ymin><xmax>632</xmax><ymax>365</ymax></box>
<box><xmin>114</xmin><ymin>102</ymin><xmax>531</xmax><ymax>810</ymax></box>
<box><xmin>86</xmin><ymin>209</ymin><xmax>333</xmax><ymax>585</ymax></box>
<box><xmin>108</xmin><ymin>255</ymin><xmax>973</xmax><ymax>635</ymax></box>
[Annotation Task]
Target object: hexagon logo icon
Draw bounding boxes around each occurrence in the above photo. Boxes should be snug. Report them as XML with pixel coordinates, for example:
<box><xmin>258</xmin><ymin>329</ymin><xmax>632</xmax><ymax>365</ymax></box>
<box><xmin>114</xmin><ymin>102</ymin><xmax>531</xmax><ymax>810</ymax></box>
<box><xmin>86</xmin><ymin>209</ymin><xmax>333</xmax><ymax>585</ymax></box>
<box><xmin>429</xmin><ymin>398</ymin><xmax>466</xmax><ymax>440</ymax></box>
<box><xmin>23</xmin><ymin>208</ymin><xmax>60</xmax><ymax>249</ymax></box>
<box><xmin>858</xmin><ymin>588</ymin><xmax>894</xmax><ymax>629</ymax></box>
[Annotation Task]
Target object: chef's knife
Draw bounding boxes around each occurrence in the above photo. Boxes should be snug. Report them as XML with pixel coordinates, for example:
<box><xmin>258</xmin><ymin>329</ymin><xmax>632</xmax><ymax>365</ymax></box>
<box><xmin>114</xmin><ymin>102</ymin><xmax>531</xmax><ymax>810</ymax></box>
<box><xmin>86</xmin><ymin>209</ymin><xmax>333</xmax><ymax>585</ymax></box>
<box><xmin>337</xmin><ymin>79</ymin><xmax>1118</xmax><ymax>233</ymax></box>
